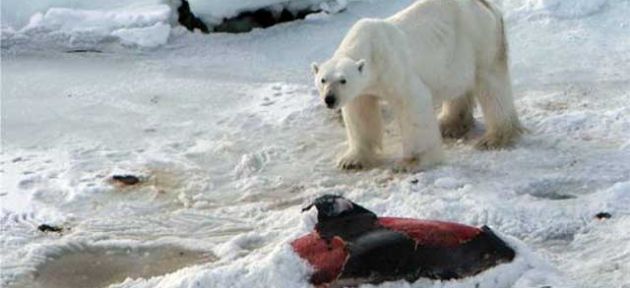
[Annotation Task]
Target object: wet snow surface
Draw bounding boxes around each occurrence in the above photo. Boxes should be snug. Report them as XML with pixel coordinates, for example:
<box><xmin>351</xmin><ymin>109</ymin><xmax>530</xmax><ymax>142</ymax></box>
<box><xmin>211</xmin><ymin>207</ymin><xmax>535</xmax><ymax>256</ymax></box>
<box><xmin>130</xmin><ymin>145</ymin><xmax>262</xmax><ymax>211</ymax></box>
<box><xmin>1</xmin><ymin>0</ymin><xmax>629</xmax><ymax>287</ymax></box>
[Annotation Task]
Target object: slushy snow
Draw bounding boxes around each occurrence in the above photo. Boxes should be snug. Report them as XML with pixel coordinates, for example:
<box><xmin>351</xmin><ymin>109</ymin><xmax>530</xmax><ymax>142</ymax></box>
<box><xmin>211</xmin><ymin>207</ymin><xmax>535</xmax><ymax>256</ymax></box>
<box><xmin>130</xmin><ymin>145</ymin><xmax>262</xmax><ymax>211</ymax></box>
<box><xmin>2</xmin><ymin>0</ymin><xmax>629</xmax><ymax>287</ymax></box>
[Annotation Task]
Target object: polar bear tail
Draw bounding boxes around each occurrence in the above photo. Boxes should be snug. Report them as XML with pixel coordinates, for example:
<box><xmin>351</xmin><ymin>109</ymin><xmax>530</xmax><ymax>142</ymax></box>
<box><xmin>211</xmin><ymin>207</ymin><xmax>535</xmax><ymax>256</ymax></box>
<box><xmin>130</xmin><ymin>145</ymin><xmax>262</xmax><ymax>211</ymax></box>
<box><xmin>477</xmin><ymin>0</ymin><xmax>509</xmax><ymax>64</ymax></box>
<box><xmin>497</xmin><ymin>17</ymin><xmax>508</xmax><ymax>65</ymax></box>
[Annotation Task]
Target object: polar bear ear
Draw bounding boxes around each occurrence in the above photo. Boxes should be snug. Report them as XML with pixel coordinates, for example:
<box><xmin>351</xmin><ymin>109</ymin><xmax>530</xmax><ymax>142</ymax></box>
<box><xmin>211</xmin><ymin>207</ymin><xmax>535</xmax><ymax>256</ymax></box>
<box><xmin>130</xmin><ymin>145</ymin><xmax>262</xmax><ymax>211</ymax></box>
<box><xmin>311</xmin><ymin>62</ymin><xmax>319</xmax><ymax>74</ymax></box>
<box><xmin>357</xmin><ymin>59</ymin><xmax>366</xmax><ymax>73</ymax></box>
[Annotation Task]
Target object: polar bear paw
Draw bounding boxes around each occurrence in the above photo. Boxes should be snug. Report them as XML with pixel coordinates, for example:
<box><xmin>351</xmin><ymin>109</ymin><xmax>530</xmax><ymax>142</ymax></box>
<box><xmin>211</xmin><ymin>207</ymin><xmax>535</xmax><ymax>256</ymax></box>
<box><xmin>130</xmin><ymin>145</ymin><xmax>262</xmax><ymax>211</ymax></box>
<box><xmin>392</xmin><ymin>157</ymin><xmax>421</xmax><ymax>173</ymax></box>
<box><xmin>439</xmin><ymin>117</ymin><xmax>473</xmax><ymax>139</ymax></box>
<box><xmin>392</xmin><ymin>147</ymin><xmax>444</xmax><ymax>173</ymax></box>
<box><xmin>475</xmin><ymin>131</ymin><xmax>514</xmax><ymax>150</ymax></box>
<box><xmin>475</xmin><ymin>125</ymin><xmax>525</xmax><ymax>150</ymax></box>
<box><xmin>337</xmin><ymin>151</ymin><xmax>373</xmax><ymax>170</ymax></box>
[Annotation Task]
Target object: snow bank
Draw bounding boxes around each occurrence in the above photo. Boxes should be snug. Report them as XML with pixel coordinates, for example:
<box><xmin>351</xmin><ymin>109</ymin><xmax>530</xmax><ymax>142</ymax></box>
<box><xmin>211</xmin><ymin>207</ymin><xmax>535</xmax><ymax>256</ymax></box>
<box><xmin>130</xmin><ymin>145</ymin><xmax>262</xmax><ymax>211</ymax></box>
<box><xmin>0</xmin><ymin>0</ymin><xmax>164</xmax><ymax>30</ymax></box>
<box><xmin>1</xmin><ymin>0</ymin><xmax>348</xmax><ymax>48</ymax></box>
<box><xmin>21</xmin><ymin>6</ymin><xmax>171</xmax><ymax>32</ymax></box>
<box><xmin>112</xmin><ymin>22</ymin><xmax>171</xmax><ymax>47</ymax></box>
<box><xmin>521</xmin><ymin>0</ymin><xmax>608</xmax><ymax>18</ymax></box>
<box><xmin>18</xmin><ymin>5</ymin><xmax>171</xmax><ymax>48</ymax></box>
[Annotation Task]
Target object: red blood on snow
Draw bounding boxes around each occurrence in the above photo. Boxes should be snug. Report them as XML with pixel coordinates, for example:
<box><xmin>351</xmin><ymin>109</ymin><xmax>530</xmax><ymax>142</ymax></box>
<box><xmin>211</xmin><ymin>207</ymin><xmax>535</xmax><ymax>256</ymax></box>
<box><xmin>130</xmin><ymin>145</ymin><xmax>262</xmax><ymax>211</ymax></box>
<box><xmin>291</xmin><ymin>233</ymin><xmax>348</xmax><ymax>285</ymax></box>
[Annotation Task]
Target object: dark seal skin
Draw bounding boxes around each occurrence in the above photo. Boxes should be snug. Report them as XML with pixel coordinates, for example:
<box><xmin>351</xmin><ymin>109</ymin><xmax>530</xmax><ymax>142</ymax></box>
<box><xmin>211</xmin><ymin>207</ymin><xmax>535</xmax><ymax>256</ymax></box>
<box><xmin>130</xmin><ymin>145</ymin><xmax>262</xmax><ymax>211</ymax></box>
<box><xmin>293</xmin><ymin>195</ymin><xmax>516</xmax><ymax>287</ymax></box>
<box><xmin>302</xmin><ymin>194</ymin><xmax>378</xmax><ymax>242</ymax></box>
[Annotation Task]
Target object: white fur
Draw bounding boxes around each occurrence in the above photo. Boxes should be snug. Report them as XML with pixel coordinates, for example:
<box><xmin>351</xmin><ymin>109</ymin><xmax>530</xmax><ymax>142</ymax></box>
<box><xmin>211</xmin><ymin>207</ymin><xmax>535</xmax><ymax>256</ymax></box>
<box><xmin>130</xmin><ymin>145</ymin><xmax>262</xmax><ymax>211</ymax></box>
<box><xmin>313</xmin><ymin>0</ymin><xmax>523</xmax><ymax>170</ymax></box>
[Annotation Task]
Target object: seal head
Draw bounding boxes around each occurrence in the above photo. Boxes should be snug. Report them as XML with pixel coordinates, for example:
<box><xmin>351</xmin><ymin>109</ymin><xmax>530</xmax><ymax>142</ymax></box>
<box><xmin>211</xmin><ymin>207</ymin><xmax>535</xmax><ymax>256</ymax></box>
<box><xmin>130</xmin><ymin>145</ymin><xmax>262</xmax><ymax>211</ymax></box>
<box><xmin>302</xmin><ymin>194</ymin><xmax>378</xmax><ymax>241</ymax></box>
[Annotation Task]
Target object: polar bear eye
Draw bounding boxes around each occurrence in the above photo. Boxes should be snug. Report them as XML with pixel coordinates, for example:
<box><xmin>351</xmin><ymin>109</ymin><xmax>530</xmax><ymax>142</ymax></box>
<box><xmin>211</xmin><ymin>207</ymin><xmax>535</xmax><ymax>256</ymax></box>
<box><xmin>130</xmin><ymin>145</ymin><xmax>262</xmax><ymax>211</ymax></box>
<box><xmin>340</xmin><ymin>78</ymin><xmax>347</xmax><ymax>85</ymax></box>
<box><xmin>321</xmin><ymin>78</ymin><xmax>326</xmax><ymax>84</ymax></box>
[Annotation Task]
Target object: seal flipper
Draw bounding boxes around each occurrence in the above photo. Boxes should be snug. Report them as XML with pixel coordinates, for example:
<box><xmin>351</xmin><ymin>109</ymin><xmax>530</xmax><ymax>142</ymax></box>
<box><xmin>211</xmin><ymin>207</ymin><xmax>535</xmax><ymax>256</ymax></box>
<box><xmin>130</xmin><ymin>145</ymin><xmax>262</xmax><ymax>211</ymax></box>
<box><xmin>409</xmin><ymin>225</ymin><xmax>516</xmax><ymax>280</ymax></box>
<box><xmin>337</xmin><ymin>229</ymin><xmax>417</xmax><ymax>286</ymax></box>
<box><xmin>480</xmin><ymin>225</ymin><xmax>516</xmax><ymax>263</ymax></box>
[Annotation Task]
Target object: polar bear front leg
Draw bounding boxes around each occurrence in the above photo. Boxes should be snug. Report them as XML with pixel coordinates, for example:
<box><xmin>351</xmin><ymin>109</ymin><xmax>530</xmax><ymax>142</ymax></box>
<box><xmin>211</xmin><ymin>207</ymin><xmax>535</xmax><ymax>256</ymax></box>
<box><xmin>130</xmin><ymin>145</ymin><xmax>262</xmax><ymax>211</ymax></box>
<box><xmin>337</xmin><ymin>95</ymin><xmax>383</xmax><ymax>170</ymax></box>
<box><xmin>392</xmin><ymin>80</ymin><xmax>444</xmax><ymax>172</ymax></box>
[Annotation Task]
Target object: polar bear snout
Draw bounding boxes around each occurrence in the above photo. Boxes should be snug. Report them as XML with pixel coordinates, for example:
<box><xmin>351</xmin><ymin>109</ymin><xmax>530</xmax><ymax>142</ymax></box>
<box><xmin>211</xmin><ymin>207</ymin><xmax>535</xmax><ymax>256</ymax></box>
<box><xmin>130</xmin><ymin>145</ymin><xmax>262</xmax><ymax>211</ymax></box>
<box><xmin>324</xmin><ymin>93</ymin><xmax>337</xmax><ymax>109</ymax></box>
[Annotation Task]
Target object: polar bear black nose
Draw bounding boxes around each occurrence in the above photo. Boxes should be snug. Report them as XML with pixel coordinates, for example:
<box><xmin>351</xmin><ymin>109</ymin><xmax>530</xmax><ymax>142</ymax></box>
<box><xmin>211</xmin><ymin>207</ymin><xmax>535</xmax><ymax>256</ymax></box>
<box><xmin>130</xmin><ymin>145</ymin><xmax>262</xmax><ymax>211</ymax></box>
<box><xmin>325</xmin><ymin>94</ymin><xmax>336</xmax><ymax>108</ymax></box>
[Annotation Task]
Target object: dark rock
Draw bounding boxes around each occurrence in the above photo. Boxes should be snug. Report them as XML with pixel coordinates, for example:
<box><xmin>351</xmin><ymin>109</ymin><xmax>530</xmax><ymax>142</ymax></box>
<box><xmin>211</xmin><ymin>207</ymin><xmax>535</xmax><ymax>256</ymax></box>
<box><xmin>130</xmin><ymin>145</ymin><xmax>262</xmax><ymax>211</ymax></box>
<box><xmin>112</xmin><ymin>175</ymin><xmax>141</xmax><ymax>186</ymax></box>
<box><xmin>66</xmin><ymin>49</ymin><xmax>102</xmax><ymax>53</ymax></box>
<box><xmin>410</xmin><ymin>179</ymin><xmax>419</xmax><ymax>184</ymax></box>
<box><xmin>595</xmin><ymin>212</ymin><xmax>612</xmax><ymax>220</ymax></box>
<box><xmin>529</xmin><ymin>191</ymin><xmax>576</xmax><ymax>200</ymax></box>
<box><xmin>213</xmin><ymin>7</ymin><xmax>321</xmax><ymax>33</ymax></box>
<box><xmin>177</xmin><ymin>0</ymin><xmax>209</xmax><ymax>33</ymax></box>
<box><xmin>279</xmin><ymin>9</ymin><xmax>296</xmax><ymax>23</ymax></box>
<box><xmin>38</xmin><ymin>224</ymin><xmax>63</xmax><ymax>233</ymax></box>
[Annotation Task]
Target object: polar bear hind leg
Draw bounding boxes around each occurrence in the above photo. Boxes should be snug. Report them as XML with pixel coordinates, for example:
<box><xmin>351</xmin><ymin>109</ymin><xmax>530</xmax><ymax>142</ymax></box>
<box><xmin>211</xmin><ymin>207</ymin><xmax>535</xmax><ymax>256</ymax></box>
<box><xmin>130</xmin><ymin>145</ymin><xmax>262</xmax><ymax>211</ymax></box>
<box><xmin>471</xmin><ymin>3</ymin><xmax>524</xmax><ymax>149</ymax></box>
<box><xmin>438</xmin><ymin>92</ymin><xmax>475</xmax><ymax>139</ymax></box>
<box><xmin>475</xmin><ymin>59</ymin><xmax>523</xmax><ymax>149</ymax></box>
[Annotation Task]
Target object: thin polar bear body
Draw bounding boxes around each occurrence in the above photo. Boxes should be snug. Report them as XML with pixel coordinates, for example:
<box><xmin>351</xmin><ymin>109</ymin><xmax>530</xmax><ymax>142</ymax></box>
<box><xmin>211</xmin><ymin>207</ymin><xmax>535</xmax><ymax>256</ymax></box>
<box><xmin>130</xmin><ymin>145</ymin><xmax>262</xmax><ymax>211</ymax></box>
<box><xmin>312</xmin><ymin>0</ymin><xmax>523</xmax><ymax>171</ymax></box>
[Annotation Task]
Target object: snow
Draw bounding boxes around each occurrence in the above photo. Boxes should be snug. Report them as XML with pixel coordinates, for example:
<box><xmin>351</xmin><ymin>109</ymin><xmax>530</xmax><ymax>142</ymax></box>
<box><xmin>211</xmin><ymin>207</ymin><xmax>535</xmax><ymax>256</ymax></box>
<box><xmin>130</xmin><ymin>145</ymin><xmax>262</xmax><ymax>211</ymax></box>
<box><xmin>2</xmin><ymin>0</ymin><xmax>630</xmax><ymax>288</ymax></box>
<box><xmin>112</xmin><ymin>22</ymin><xmax>171</xmax><ymax>48</ymax></box>
<box><xmin>0</xmin><ymin>0</ymin><xmax>164</xmax><ymax>30</ymax></box>
<box><xmin>2</xmin><ymin>4</ymin><xmax>172</xmax><ymax>49</ymax></box>
<box><xmin>1</xmin><ymin>0</ymin><xmax>348</xmax><ymax>49</ymax></box>
<box><xmin>522</xmin><ymin>0</ymin><xmax>608</xmax><ymax>18</ymax></box>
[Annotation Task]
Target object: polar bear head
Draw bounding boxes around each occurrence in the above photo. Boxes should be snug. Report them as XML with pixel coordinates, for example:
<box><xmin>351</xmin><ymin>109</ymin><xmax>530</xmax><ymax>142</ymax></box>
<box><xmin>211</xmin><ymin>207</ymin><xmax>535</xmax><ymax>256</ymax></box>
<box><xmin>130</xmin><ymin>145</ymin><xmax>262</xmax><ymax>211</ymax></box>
<box><xmin>312</xmin><ymin>57</ymin><xmax>368</xmax><ymax>109</ymax></box>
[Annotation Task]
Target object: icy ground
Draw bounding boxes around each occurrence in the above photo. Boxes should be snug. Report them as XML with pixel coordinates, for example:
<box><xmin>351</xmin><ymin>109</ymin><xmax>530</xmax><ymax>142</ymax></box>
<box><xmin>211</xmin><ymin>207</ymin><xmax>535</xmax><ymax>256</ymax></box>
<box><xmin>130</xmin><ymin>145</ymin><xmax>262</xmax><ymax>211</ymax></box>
<box><xmin>1</xmin><ymin>0</ymin><xmax>629</xmax><ymax>287</ymax></box>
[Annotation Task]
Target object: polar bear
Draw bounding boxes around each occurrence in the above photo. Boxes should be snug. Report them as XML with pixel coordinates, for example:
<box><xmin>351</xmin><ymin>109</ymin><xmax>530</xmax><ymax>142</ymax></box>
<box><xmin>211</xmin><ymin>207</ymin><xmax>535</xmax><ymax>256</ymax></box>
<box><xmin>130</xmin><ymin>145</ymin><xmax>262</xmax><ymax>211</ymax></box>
<box><xmin>312</xmin><ymin>0</ymin><xmax>523</xmax><ymax>170</ymax></box>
